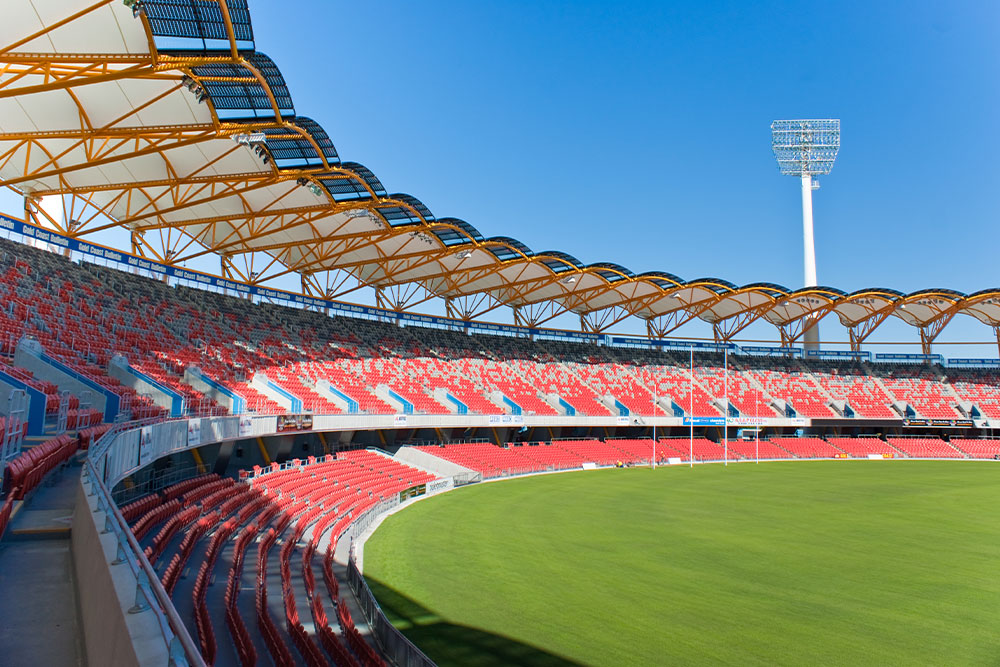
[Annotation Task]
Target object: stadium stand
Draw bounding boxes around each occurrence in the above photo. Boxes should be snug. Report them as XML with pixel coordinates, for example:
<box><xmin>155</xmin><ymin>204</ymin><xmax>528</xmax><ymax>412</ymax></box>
<box><xmin>886</xmin><ymin>437</ymin><xmax>964</xmax><ymax>459</ymax></box>
<box><xmin>556</xmin><ymin>438</ymin><xmax>642</xmax><ymax>466</ymax></box>
<box><xmin>6</xmin><ymin>236</ymin><xmax>1000</xmax><ymax>436</ymax></box>
<box><xmin>694</xmin><ymin>363</ymin><xmax>779</xmax><ymax>418</ymax></box>
<box><xmin>948</xmin><ymin>438</ymin><xmax>1000</xmax><ymax>459</ymax></box>
<box><xmin>806</xmin><ymin>362</ymin><xmax>898</xmax><ymax>419</ymax></box>
<box><xmin>123</xmin><ymin>453</ymin><xmax>427</xmax><ymax>666</ymax></box>
<box><xmin>743</xmin><ymin>359</ymin><xmax>838</xmax><ymax>418</ymax></box>
<box><xmin>944</xmin><ymin>369</ymin><xmax>1000</xmax><ymax>419</ymax></box>
<box><xmin>825</xmin><ymin>437</ymin><xmax>901</xmax><ymax>458</ymax></box>
<box><xmin>725</xmin><ymin>438</ymin><xmax>795</xmax><ymax>460</ymax></box>
<box><xmin>658</xmin><ymin>437</ymin><xmax>742</xmax><ymax>461</ymax></box>
<box><xmin>766</xmin><ymin>437</ymin><xmax>845</xmax><ymax>458</ymax></box>
<box><xmin>874</xmin><ymin>365</ymin><xmax>962</xmax><ymax>419</ymax></box>
<box><xmin>604</xmin><ymin>438</ymin><xmax>670</xmax><ymax>464</ymax></box>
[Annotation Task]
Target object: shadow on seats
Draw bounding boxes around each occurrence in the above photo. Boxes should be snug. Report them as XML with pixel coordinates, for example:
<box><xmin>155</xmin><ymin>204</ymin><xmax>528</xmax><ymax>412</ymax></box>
<box><xmin>364</xmin><ymin>576</ymin><xmax>581</xmax><ymax>667</ymax></box>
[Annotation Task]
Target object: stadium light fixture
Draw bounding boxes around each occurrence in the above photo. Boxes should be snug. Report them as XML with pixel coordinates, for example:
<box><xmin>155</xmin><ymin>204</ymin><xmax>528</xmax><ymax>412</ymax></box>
<box><xmin>455</xmin><ymin>249</ymin><xmax>474</xmax><ymax>260</ymax></box>
<box><xmin>771</xmin><ymin>119</ymin><xmax>840</xmax><ymax>349</ymax></box>
<box><xmin>232</xmin><ymin>132</ymin><xmax>267</xmax><ymax>146</ymax></box>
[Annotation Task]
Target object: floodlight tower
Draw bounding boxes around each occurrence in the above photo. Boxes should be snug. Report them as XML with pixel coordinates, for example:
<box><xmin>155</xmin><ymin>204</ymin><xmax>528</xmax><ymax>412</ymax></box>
<box><xmin>771</xmin><ymin>119</ymin><xmax>840</xmax><ymax>349</ymax></box>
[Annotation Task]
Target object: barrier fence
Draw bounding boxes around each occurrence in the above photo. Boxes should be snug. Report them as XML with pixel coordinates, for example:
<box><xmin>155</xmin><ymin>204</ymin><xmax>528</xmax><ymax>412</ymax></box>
<box><xmin>81</xmin><ymin>454</ymin><xmax>205</xmax><ymax>667</ymax></box>
<box><xmin>344</xmin><ymin>498</ymin><xmax>437</xmax><ymax>667</ymax></box>
<box><xmin>347</xmin><ymin>554</ymin><xmax>436</xmax><ymax>667</ymax></box>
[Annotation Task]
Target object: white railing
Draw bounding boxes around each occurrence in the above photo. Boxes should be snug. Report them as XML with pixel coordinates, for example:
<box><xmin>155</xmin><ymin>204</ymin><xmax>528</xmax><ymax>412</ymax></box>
<box><xmin>89</xmin><ymin>411</ymin><xmax>821</xmax><ymax>489</ymax></box>
<box><xmin>81</xmin><ymin>455</ymin><xmax>205</xmax><ymax>667</ymax></box>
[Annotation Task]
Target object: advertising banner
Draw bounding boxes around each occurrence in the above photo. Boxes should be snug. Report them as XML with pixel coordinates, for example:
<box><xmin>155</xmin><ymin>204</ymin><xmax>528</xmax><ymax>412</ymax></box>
<box><xmin>187</xmin><ymin>419</ymin><xmax>201</xmax><ymax>447</ymax></box>
<box><xmin>487</xmin><ymin>414</ymin><xmax>524</xmax><ymax>426</ymax></box>
<box><xmin>682</xmin><ymin>417</ymin><xmax>726</xmax><ymax>426</ymax></box>
<box><xmin>139</xmin><ymin>425</ymin><xmax>154</xmax><ymax>466</ymax></box>
<box><xmin>276</xmin><ymin>414</ymin><xmax>314</xmax><ymax>432</ymax></box>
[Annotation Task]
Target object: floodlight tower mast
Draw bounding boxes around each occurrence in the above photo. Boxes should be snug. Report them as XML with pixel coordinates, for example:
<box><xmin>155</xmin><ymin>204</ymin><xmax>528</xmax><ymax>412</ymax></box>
<box><xmin>771</xmin><ymin>119</ymin><xmax>840</xmax><ymax>349</ymax></box>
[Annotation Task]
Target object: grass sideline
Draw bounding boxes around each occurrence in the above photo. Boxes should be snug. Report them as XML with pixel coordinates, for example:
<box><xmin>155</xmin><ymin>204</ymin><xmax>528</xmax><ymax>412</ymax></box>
<box><xmin>364</xmin><ymin>461</ymin><xmax>1000</xmax><ymax>666</ymax></box>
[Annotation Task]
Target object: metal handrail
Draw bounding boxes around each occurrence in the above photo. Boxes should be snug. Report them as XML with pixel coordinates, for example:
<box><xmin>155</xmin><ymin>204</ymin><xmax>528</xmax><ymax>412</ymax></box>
<box><xmin>82</xmin><ymin>456</ymin><xmax>206</xmax><ymax>667</ymax></box>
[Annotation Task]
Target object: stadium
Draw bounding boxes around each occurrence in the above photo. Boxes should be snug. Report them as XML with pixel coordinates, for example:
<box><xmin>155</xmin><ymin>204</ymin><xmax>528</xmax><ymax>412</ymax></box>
<box><xmin>0</xmin><ymin>1</ymin><xmax>998</xmax><ymax>666</ymax></box>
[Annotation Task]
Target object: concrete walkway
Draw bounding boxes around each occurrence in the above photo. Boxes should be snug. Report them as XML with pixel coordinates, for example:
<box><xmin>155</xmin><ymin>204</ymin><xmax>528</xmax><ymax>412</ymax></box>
<box><xmin>0</xmin><ymin>459</ymin><xmax>85</xmax><ymax>666</ymax></box>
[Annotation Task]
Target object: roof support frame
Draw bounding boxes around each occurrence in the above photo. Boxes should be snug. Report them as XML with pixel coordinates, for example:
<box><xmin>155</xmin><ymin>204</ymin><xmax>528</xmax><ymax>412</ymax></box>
<box><xmin>645</xmin><ymin>308</ymin><xmax>700</xmax><ymax>339</ymax></box>
<box><xmin>711</xmin><ymin>303</ymin><xmax>775</xmax><ymax>343</ymax></box>
<box><xmin>777</xmin><ymin>304</ymin><xmax>837</xmax><ymax>347</ymax></box>
<box><xmin>580</xmin><ymin>306</ymin><xmax>632</xmax><ymax>334</ymax></box>
<box><xmin>445</xmin><ymin>293</ymin><xmax>506</xmax><ymax>322</ymax></box>
<box><xmin>512</xmin><ymin>301</ymin><xmax>571</xmax><ymax>329</ymax></box>
<box><xmin>375</xmin><ymin>282</ymin><xmax>436</xmax><ymax>313</ymax></box>
<box><xmin>918</xmin><ymin>309</ymin><xmax>960</xmax><ymax>355</ymax></box>
<box><xmin>847</xmin><ymin>307</ymin><xmax>895</xmax><ymax>352</ymax></box>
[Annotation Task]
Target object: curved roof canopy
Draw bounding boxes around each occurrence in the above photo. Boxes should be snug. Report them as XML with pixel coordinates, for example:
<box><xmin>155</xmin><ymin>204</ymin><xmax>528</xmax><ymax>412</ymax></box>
<box><xmin>0</xmin><ymin>0</ymin><xmax>996</xmax><ymax>351</ymax></box>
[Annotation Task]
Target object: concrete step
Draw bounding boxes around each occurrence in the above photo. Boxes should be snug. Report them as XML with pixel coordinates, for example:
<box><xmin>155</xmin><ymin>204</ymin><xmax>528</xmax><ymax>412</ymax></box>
<box><xmin>0</xmin><ymin>461</ymin><xmax>83</xmax><ymax>665</ymax></box>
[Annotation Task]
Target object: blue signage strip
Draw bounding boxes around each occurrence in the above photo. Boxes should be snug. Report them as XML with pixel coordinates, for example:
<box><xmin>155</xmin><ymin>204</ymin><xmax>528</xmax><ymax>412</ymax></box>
<box><xmin>683</xmin><ymin>417</ymin><xmax>727</xmax><ymax>426</ymax></box>
<box><xmin>607</xmin><ymin>336</ymin><xmax>737</xmax><ymax>352</ymax></box>
<box><xmin>738</xmin><ymin>345</ymin><xmax>802</xmax><ymax>357</ymax></box>
<box><xmin>874</xmin><ymin>353</ymin><xmax>943</xmax><ymax>363</ymax></box>
<box><xmin>805</xmin><ymin>349</ymin><xmax>872</xmax><ymax>361</ymax></box>
<box><xmin>947</xmin><ymin>358</ymin><xmax>1000</xmax><ymax>367</ymax></box>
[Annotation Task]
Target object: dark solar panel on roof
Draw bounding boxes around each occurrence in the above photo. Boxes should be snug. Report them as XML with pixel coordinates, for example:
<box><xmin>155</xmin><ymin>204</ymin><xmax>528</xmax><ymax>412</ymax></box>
<box><xmin>192</xmin><ymin>53</ymin><xmax>292</xmax><ymax>119</ymax></box>
<box><xmin>261</xmin><ymin>117</ymin><xmax>338</xmax><ymax>168</ymax></box>
<box><xmin>431</xmin><ymin>229</ymin><xmax>473</xmax><ymax>247</ymax></box>
<box><xmin>144</xmin><ymin>0</ymin><xmax>249</xmax><ymax>40</ymax></box>
<box><xmin>845</xmin><ymin>287</ymin><xmax>905</xmax><ymax>299</ymax></box>
<box><xmin>147</xmin><ymin>0</ymin><xmax>254</xmax><ymax>52</ymax></box>
<box><xmin>437</xmin><ymin>218</ymin><xmax>484</xmax><ymax>242</ymax></box>
<box><xmin>292</xmin><ymin>118</ymin><xmax>338</xmax><ymax>163</ymax></box>
<box><xmin>485</xmin><ymin>236</ymin><xmax>534</xmax><ymax>261</ymax></box>
<box><xmin>686</xmin><ymin>277</ymin><xmax>738</xmax><ymax>293</ymax></box>
<box><xmin>390</xmin><ymin>194</ymin><xmax>435</xmax><ymax>222</ymax></box>
<box><xmin>588</xmin><ymin>262</ymin><xmax>635</xmax><ymax>283</ymax></box>
<box><xmin>376</xmin><ymin>205</ymin><xmax>422</xmax><ymax>227</ymax></box>
<box><xmin>429</xmin><ymin>219</ymin><xmax>484</xmax><ymax>247</ymax></box>
<box><xmin>246</xmin><ymin>53</ymin><xmax>292</xmax><ymax>110</ymax></box>
<box><xmin>906</xmin><ymin>287</ymin><xmax>966</xmax><ymax>300</ymax></box>
<box><xmin>317</xmin><ymin>173</ymin><xmax>372</xmax><ymax>202</ymax></box>
<box><xmin>788</xmin><ymin>285</ymin><xmax>847</xmax><ymax>299</ymax></box>
<box><xmin>340</xmin><ymin>162</ymin><xmax>386</xmax><ymax>197</ymax></box>
<box><xmin>539</xmin><ymin>251</ymin><xmax>583</xmax><ymax>273</ymax></box>
<box><xmin>638</xmin><ymin>270</ymin><xmax>685</xmax><ymax>288</ymax></box>
<box><xmin>741</xmin><ymin>282</ymin><xmax>789</xmax><ymax>298</ymax></box>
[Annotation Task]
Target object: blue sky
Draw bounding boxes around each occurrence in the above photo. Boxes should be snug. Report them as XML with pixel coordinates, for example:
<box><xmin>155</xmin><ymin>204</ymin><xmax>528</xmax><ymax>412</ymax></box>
<box><xmin>246</xmin><ymin>0</ymin><xmax>1000</xmax><ymax>353</ymax></box>
<box><xmin>8</xmin><ymin>1</ymin><xmax>999</xmax><ymax>354</ymax></box>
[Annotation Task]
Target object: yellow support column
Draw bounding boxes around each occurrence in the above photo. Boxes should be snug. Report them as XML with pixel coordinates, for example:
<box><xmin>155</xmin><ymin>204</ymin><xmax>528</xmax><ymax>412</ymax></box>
<box><xmin>191</xmin><ymin>447</ymin><xmax>207</xmax><ymax>474</ymax></box>
<box><xmin>256</xmin><ymin>437</ymin><xmax>271</xmax><ymax>465</ymax></box>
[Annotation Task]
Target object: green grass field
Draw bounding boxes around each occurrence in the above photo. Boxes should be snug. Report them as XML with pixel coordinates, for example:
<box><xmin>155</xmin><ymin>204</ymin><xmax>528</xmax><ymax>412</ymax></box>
<box><xmin>363</xmin><ymin>461</ymin><xmax>1000</xmax><ymax>666</ymax></box>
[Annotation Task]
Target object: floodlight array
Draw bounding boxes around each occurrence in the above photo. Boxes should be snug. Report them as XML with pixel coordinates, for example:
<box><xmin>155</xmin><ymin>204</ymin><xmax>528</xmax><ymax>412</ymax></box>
<box><xmin>771</xmin><ymin>119</ymin><xmax>841</xmax><ymax>176</ymax></box>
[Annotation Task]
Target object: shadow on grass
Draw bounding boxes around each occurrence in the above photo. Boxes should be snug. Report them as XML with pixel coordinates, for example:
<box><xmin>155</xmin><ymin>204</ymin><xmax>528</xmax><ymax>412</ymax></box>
<box><xmin>365</xmin><ymin>576</ymin><xmax>582</xmax><ymax>667</ymax></box>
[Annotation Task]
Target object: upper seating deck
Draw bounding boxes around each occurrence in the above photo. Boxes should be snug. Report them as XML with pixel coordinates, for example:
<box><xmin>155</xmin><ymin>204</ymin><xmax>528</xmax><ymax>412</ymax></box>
<box><xmin>2</xmin><ymin>237</ymin><xmax>998</xmax><ymax>433</ymax></box>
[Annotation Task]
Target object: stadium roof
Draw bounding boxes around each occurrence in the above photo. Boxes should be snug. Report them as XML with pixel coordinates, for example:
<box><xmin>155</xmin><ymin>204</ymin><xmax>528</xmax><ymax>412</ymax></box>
<box><xmin>1</xmin><ymin>0</ymin><xmax>998</xmax><ymax>353</ymax></box>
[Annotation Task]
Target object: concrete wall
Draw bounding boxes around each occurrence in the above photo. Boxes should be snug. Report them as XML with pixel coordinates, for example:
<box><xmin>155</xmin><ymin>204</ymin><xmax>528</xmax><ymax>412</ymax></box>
<box><xmin>15</xmin><ymin>341</ymin><xmax>109</xmax><ymax>417</ymax></box>
<box><xmin>314</xmin><ymin>380</ymin><xmax>355</xmax><ymax>413</ymax></box>
<box><xmin>375</xmin><ymin>385</ymin><xmax>409</xmax><ymax>413</ymax></box>
<box><xmin>252</xmin><ymin>372</ymin><xmax>299</xmax><ymax>412</ymax></box>
<box><xmin>72</xmin><ymin>479</ymin><xmax>165</xmax><ymax>667</ymax></box>
<box><xmin>0</xmin><ymin>371</ymin><xmax>45</xmax><ymax>435</ymax></box>
<box><xmin>108</xmin><ymin>356</ymin><xmax>180</xmax><ymax>416</ymax></box>
<box><xmin>394</xmin><ymin>446</ymin><xmax>478</xmax><ymax>478</ymax></box>
<box><xmin>183</xmin><ymin>366</ymin><xmax>241</xmax><ymax>413</ymax></box>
